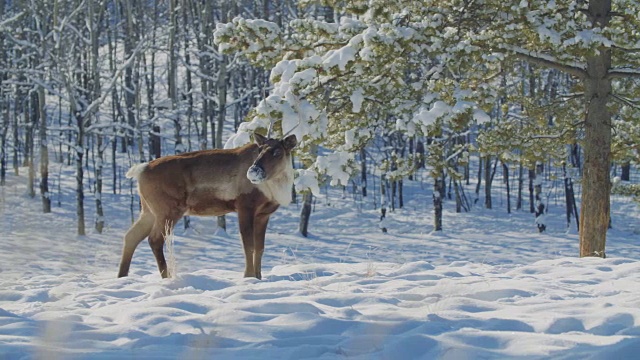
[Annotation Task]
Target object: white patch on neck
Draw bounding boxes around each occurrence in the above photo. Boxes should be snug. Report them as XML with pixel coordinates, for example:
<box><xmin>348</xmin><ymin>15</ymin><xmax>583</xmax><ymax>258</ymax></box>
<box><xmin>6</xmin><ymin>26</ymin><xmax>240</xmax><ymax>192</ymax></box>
<box><xmin>258</xmin><ymin>160</ymin><xmax>294</xmax><ymax>205</ymax></box>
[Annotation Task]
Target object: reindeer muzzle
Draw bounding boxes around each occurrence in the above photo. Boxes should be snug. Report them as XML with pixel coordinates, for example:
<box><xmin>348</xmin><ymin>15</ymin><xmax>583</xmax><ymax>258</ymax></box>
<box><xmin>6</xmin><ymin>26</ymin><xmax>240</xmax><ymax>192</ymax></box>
<box><xmin>247</xmin><ymin>165</ymin><xmax>266</xmax><ymax>184</ymax></box>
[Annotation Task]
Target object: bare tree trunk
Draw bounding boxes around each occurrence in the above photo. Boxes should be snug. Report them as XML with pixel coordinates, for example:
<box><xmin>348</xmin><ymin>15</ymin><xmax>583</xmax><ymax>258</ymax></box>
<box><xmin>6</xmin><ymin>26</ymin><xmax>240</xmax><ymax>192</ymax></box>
<box><xmin>38</xmin><ymin>86</ymin><xmax>51</xmax><ymax>213</ymax></box>
<box><xmin>0</xmin><ymin>2</ymin><xmax>7</xmax><ymax>185</ymax></box>
<box><xmin>390</xmin><ymin>160</ymin><xmax>397</xmax><ymax>211</ymax></box>
<box><xmin>528</xmin><ymin>168</ymin><xmax>535</xmax><ymax>213</ymax></box>
<box><xmin>416</xmin><ymin>140</ymin><xmax>425</xmax><ymax>169</ymax></box>
<box><xmin>216</xmin><ymin>50</ymin><xmax>229</xmax><ymax>231</ymax></box>
<box><xmin>75</xmin><ymin>112</ymin><xmax>86</xmax><ymax>236</ymax></box>
<box><xmin>408</xmin><ymin>138</ymin><xmax>414</xmax><ymax>181</ymax></box>
<box><xmin>620</xmin><ymin>163</ymin><xmax>630</xmax><ymax>182</ymax></box>
<box><xmin>182</xmin><ymin>1</ymin><xmax>194</xmax><ymax>152</ymax></box>
<box><xmin>564</xmin><ymin>165</ymin><xmax>573</xmax><ymax>230</ymax></box>
<box><xmin>571</xmin><ymin>143</ymin><xmax>581</xmax><ymax>171</ymax></box>
<box><xmin>474</xmin><ymin>156</ymin><xmax>482</xmax><ymax>203</ymax></box>
<box><xmin>534</xmin><ymin>162</ymin><xmax>545</xmax><ymax>232</ymax></box>
<box><xmin>145</xmin><ymin>1</ymin><xmax>159</xmax><ymax>160</ymax></box>
<box><xmin>360</xmin><ymin>148</ymin><xmax>367</xmax><ymax>197</ymax></box>
<box><xmin>455</xmin><ymin>178</ymin><xmax>463</xmax><ymax>213</ymax></box>
<box><xmin>484</xmin><ymin>156</ymin><xmax>492</xmax><ymax>209</ymax></box>
<box><xmin>95</xmin><ymin>134</ymin><xmax>105</xmax><ymax>233</ymax></box>
<box><xmin>106</xmin><ymin>7</ymin><xmax>121</xmax><ymax>194</ymax></box>
<box><xmin>216</xmin><ymin>58</ymin><xmax>227</xmax><ymax>150</ymax></box>
<box><xmin>121</xmin><ymin>0</ymin><xmax>136</xmax><ymax>152</ymax></box>
<box><xmin>194</xmin><ymin>0</ymin><xmax>214</xmax><ymax>149</ymax></box>
<box><xmin>398</xmin><ymin>179</ymin><xmax>403</xmax><ymax>209</ymax></box>
<box><xmin>0</xmin><ymin>94</ymin><xmax>7</xmax><ymax>186</ymax></box>
<box><xmin>88</xmin><ymin>0</ymin><xmax>104</xmax><ymax>233</ymax></box>
<box><xmin>433</xmin><ymin>175</ymin><xmax>443</xmax><ymax>231</ymax></box>
<box><xmin>299</xmin><ymin>191</ymin><xmax>313</xmax><ymax>237</ymax></box>
<box><xmin>503</xmin><ymin>162</ymin><xmax>510</xmax><ymax>214</ymax></box>
<box><xmin>150</xmin><ymin>125</ymin><xmax>161</xmax><ymax>159</ymax></box>
<box><xmin>168</xmin><ymin>0</ymin><xmax>178</xmax><ymax>110</ymax></box>
<box><xmin>516</xmin><ymin>162</ymin><xmax>523</xmax><ymax>210</ymax></box>
<box><xmin>27</xmin><ymin>91</ymin><xmax>37</xmax><ymax>198</ymax></box>
<box><xmin>563</xmin><ymin>163</ymin><xmax>579</xmax><ymax>230</ymax></box>
<box><xmin>380</xmin><ymin>174</ymin><xmax>388</xmax><ymax>233</ymax></box>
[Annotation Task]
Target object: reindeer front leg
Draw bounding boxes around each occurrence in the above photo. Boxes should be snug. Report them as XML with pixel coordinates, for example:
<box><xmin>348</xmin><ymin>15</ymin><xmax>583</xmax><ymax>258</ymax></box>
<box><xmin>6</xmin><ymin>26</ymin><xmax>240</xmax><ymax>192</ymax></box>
<box><xmin>238</xmin><ymin>208</ymin><xmax>256</xmax><ymax>278</ymax></box>
<box><xmin>252</xmin><ymin>213</ymin><xmax>271</xmax><ymax>280</ymax></box>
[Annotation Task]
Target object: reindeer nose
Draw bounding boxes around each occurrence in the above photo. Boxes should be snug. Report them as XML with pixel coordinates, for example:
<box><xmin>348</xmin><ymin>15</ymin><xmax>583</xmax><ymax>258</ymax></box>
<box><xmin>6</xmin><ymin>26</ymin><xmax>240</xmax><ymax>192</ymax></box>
<box><xmin>247</xmin><ymin>165</ymin><xmax>266</xmax><ymax>184</ymax></box>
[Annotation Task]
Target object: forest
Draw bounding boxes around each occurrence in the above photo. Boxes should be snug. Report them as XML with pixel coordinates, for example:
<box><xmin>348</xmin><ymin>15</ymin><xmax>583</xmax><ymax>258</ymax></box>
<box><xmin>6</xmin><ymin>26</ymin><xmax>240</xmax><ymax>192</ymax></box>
<box><xmin>1</xmin><ymin>0</ymin><xmax>639</xmax><ymax>255</ymax></box>
<box><xmin>3</xmin><ymin>1</ymin><xmax>640</xmax><ymax>358</ymax></box>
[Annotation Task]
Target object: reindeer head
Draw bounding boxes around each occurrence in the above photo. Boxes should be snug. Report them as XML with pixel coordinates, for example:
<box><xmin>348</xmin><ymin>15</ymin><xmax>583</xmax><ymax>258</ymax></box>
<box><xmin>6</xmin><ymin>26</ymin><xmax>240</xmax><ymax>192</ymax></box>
<box><xmin>247</xmin><ymin>133</ymin><xmax>297</xmax><ymax>184</ymax></box>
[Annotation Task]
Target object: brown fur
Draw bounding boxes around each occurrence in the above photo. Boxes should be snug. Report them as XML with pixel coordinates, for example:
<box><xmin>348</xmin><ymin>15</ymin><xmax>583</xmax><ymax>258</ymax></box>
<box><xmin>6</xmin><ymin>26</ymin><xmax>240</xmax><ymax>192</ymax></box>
<box><xmin>118</xmin><ymin>134</ymin><xmax>296</xmax><ymax>279</ymax></box>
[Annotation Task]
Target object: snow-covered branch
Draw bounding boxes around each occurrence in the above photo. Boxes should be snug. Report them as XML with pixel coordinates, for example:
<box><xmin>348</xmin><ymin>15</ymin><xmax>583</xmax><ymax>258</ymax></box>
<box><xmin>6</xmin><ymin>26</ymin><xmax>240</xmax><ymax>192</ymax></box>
<box><xmin>225</xmin><ymin>86</ymin><xmax>274</xmax><ymax>110</ymax></box>
<box><xmin>0</xmin><ymin>10</ymin><xmax>26</xmax><ymax>29</ymax></box>
<box><xmin>611</xmin><ymin>44</ymin><xmax>640</xmax><ymax>53</ymax></box>
<box><xmin>529</xmin><ymin>121</ymin><xmax>584</xmax><ymax>140</ymax></box>
<box><xmin>82</xmin><ymin>38</ymin><xmax>148</xmax><ymax>119</ymax></box>
<box><xmin>608</xmin><ymin>68</ymin><xmax>640</xmax><ymax>79</ymax></box>
<box><xmin>506</xmin><ymin>46</ymin><xmax>587</xmax><ymax>78</ymax></box>
<box><xmin>445</xmin><ymin>144</ymin><xmax>468</xmax><ymax>163</ymax></box>
<box><xmin>611</xmin><ymin>94</ymin><xmax>640</xmax><ymax>109</ymax></box>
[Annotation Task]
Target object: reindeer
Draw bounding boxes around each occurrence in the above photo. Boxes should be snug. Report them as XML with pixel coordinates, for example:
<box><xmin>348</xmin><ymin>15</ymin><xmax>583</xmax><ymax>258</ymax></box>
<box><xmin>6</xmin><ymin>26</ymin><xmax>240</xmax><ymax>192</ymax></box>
<box><xmin>118</xmin><ymin>133</ymin><xmax>297</xmax><ymax>279</ymax></box>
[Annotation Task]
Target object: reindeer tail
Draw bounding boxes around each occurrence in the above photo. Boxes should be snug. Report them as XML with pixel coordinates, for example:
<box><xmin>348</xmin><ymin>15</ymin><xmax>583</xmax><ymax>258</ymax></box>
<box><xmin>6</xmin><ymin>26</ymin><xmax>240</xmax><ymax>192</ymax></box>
<box><xmin>126</xmin><ymin>163</ymin><xmax>148</xmax><ymax>179</ymax></box>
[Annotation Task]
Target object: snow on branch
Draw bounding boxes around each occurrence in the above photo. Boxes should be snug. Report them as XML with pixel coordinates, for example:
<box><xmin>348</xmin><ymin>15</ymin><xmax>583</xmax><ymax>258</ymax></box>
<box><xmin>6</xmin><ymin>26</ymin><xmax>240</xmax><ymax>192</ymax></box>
<box><xmin>529</xmin><ymin>121</ymin><xmax>584</xmax><ymax>140</ymax></box>
<box><xmin>608</xmin><ymin>68</ymin><xmax>640</xmax><ymax>79</ymax></box>
<box><xmin>611</xmin><ymin>94</ymin><xmax>640</xmax><ymax>109</ymax></box>
<box><xmin>0</xmin><ymin>11</ymin><xmax>26</xmax><ymax>29</ymax></box>
<box><xmin>505</xmin><ymin>46</ymin><xmax>587</xmax><ymax>78</ymax></box>
<box><xmin>611</xmin><ymin>44</ymin><xmax>640</xmax><ymax>54</ymax></box>
<box><xmin>81</xmin><ymin>38</ymin><xmax>148</xmax><ymax>119</ymax></box>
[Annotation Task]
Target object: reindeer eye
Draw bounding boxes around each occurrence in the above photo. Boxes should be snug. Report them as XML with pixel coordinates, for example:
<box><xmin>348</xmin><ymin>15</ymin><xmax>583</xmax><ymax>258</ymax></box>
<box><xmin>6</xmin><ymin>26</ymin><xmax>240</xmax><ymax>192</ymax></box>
<box><xmin>272</xmin><ymin>148</ymin><xmax>282</xmax><ymax>157</ymax></box>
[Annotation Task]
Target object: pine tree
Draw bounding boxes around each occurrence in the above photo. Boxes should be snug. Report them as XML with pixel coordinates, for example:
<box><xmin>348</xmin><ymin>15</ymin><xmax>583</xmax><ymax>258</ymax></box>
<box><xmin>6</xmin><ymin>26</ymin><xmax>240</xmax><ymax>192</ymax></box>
<box><xmin>216</xmin><ymin>0</ymin><xmax>640</xmax><ymax>251</ymax></box>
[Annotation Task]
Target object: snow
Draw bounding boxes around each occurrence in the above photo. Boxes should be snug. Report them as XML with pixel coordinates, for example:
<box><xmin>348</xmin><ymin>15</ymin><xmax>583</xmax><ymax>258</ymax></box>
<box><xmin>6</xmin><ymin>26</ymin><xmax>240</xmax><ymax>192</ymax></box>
<box><xmin>415</xmin><ymin>101</ymin><xmax>451</xmax><ymax>127</ymax></box>
<box><xmin>224</xmin><ymin>131</ymin><xmax>251</xmax><ymax>149</ymax></box>
<box><xmin>315</xmin><ymin>152</ymin><xmax>353</xmax><ymax>187</ymax></box>
<box><xmin>473</xmin><ymin>109</ymin><xmax>492</xmax><ymax>125</ymax></box>
<box><xmin>2</xmin><ymin>167</ymin><xmax>640</xmax><ymax>359</ymax></box>
<box><xmin>350</xmin><ymin>88</ymin><xmax>364</xmax><ymax>114</ymax></box>
<box><xmin>294</xmin><ymin>169</ymin><xmax>321</xmax><ymax>196</ymax></box>
<box><xmin>322</xmin><ymin>45</ymin><xmax>357</xmax><ymax>72</ymax></box>
<box><xmin>537</xmin><ymin>24</ymin><xmax>561</xmax><ymax>45</ymax></box>
<box><xmin>270</xmin><ymin>60</ymin><xmax>297</xmax><ymax>83</ymax></box>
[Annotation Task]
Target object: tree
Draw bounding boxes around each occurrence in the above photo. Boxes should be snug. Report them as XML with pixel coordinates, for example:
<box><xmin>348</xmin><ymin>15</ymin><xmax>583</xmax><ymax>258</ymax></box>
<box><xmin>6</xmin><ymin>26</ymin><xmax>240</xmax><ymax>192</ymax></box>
<box><xmin>217</xmin><ymin>0</ymin><xmax>640</xmax><ymax>255</ymax></box>
<box><xmin>477</xmin><ymin>64</ymin><xmax>575</xmax><ymax>230</ymax></box>
<box><xmin>485</xmin><ymin>0</ymin><xmax>640</xmax><ymax>256</ymax></box>
<box><xmin>506</xmin><ymin>0</ymin><xmax>638</xmax><ymax>257</ymax></box>
<box><xmin>215</xmin><ymin>2</ymin><xmax>484</xmax><ymax>232</ymax></box>
<box><xmin>0</xmin><ymin>0</ymin><xmax>8</xmax><ymax>186</ymax></box>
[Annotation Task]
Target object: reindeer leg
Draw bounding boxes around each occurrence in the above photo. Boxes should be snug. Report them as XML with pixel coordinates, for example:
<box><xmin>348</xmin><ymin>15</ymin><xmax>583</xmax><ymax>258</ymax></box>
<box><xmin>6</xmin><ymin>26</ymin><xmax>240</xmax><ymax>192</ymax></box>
<box><xmin>148</xmin><ymin>223</ymin><xmax>168</xmax><ymax>278</ymax></box>
<box><xmin>148</xmin><ymin>215</ymin><xmax>180</xmax><ymax>279</ymax></box>
<box><xmin>252</xmin><ymin>213</ymin><xmax>271</xmax><ymax>280</ymax></box>
<box><xmin>238</xmin><ymin>208</ymin><xmax>256</xmax><ymax>278</ymax></box>
<box><xmin>118</xmin><ymin>206</ymin><xmax>154</xmax><ymax>278</ymax></box>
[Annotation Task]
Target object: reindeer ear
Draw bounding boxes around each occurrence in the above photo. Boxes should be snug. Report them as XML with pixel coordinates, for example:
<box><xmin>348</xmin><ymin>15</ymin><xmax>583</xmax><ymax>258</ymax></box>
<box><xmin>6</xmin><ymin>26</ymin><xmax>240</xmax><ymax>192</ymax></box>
<box><xmin>254</xmin><ymin>132</ymin><xmax>267</xmax><ymax>146</ymax></box>
<box><xmin>282</xmin><ymin>135</ymin><xmax>297</xmax><ymax>151</ymax></box>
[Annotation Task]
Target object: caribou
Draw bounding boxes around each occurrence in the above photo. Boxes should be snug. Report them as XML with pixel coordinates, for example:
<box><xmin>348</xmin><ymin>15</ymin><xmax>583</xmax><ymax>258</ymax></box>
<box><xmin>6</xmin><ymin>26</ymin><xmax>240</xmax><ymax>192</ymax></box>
<box><xmin>117</xmin><ymin>132</ymin><xmax>297</xmax><ymax>279</ymax></box>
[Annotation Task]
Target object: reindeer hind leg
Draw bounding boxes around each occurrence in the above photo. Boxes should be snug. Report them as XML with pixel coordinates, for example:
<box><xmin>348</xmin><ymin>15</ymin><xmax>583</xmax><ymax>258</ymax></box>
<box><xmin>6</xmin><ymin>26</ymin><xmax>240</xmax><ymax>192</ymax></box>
<box><xmin>118</xmin><ymin>210</ymin><xmax>154</xmax><ymax>278</ymax></box>
<box><xmin>148</xmin><ymin>215</ymin><xmax>182</xmax><ymax>279</ymax></box>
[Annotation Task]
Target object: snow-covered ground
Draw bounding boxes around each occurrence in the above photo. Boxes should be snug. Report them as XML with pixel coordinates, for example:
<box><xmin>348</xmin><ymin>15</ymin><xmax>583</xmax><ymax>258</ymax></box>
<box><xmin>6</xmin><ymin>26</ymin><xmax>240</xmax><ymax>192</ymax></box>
<box><xmin>1</xmin><ymin>167</ymin><xmax>639</xmax><ymax>359</ymax></box>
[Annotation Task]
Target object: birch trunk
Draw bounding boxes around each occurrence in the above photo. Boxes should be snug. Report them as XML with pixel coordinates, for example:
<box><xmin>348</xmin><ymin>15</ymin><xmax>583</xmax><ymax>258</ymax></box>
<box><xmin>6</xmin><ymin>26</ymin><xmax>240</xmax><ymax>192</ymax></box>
<box><xmin>38</xmin><ymin>86</ymin><xmax>51</xmax><ymax>213</ymax></box>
